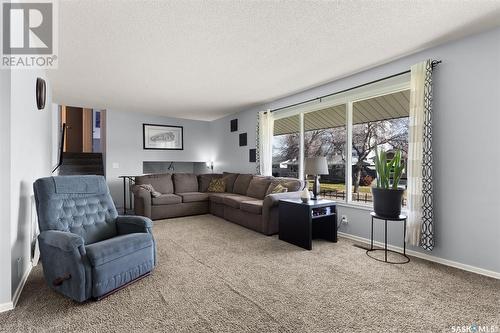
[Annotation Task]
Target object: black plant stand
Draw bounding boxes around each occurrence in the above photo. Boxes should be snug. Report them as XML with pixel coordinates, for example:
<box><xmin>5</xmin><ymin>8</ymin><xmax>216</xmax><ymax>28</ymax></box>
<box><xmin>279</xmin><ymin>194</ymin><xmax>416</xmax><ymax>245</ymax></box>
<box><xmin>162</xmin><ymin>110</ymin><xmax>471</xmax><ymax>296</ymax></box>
<box><xmin>366</xmin><ymin>212</ymin><xmax>410</xmax><ymax>264</ymax></box>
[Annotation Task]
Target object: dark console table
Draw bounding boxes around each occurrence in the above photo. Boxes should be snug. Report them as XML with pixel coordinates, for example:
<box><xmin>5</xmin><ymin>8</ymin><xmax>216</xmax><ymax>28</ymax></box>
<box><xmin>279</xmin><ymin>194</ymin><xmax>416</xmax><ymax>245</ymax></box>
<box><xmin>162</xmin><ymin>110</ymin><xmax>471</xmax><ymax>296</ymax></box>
<box><xmin>279</xmin><ymin>199</ymin><xmax>337</xmax><ymax>250</ymax></box>
<box><xmin>118</xmin><ymin>175</ymin><xmax>136</xmax><ymax>215</ymax></box>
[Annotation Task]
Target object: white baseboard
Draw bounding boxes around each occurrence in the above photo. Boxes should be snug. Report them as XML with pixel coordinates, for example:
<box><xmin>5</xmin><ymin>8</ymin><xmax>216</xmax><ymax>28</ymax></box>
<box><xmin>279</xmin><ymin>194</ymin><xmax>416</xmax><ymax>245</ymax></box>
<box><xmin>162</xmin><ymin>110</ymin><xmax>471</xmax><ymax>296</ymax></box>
<box><xmin>338</xmin><ymin>232</ymin><xmax>500</xmax><ymax>280</ymax></box>
<box><xmin>0</xmin><ymin>302</ymin><xmax>13</xmax><ymax>313</ymax></box>
<box><xmin>12</xmin><ymin>263</ymin><xmax>32</xmax><ymax>308</ymax></box>
<box><xmin>0</xmin><ymin>263</ymin><xmax>33</xmax><ymax>313</ymax></box>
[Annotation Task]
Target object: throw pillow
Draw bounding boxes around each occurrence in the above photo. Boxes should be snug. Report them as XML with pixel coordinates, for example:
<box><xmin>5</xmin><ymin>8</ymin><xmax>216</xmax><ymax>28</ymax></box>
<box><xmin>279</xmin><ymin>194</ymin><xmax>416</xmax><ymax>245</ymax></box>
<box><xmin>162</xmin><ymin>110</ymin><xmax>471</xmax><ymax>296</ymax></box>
<box><xmin>138</xmin><ymin>184</ymin><xmax>162</xmax><ymax>198</ymax></box>
<box><xmin>271</xmin><ymin>183</ymin><xmax>288</xmax><ymax>194</ymax></box>
<box><xmin>207</xmin><ymin>178</ymin><xmax>225</xmax><ymax>193</ymax></box>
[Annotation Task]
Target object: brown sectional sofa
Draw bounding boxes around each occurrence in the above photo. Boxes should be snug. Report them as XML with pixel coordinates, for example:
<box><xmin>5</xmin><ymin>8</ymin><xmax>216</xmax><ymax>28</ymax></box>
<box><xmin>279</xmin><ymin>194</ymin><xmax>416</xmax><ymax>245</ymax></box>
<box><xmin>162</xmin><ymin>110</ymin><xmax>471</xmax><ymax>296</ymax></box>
<box><xmin>132</xmin><ymin>172</ymin><xmax>305</xmax><ymax>235</ymax></box>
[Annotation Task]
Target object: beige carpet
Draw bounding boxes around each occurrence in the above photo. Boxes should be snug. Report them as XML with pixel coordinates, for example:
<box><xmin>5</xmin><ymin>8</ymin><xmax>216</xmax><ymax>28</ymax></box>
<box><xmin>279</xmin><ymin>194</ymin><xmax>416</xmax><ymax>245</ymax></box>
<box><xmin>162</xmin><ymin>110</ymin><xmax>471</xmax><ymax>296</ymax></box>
<box><xmin>0</xmin><ymin>214</ymin><xmax>499</xmax><ymax>333</ymax></box>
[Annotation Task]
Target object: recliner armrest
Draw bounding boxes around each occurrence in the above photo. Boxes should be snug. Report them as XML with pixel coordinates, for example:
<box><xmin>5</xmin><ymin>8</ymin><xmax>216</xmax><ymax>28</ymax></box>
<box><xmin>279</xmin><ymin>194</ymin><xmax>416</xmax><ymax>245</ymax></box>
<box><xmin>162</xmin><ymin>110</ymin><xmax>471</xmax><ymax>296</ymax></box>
<box><xmin>116</xmin><ymin>215</ymin><xmax>153</xmax><ymax>235</ymax></box>
<box><xmin>38</xmin><ymin>230</ymin><xmax>85</xmax><ymax>252</ymax></box>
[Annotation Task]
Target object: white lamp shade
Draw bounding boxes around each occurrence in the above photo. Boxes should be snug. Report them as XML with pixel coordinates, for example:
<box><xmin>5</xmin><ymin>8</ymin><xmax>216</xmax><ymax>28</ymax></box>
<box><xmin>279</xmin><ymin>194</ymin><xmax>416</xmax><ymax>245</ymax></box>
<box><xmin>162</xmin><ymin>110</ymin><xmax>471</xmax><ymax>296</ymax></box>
<box><xmin>305</xmin><ymin>157</ymin><xmax>329</xmax><ymax>175</ymax></box>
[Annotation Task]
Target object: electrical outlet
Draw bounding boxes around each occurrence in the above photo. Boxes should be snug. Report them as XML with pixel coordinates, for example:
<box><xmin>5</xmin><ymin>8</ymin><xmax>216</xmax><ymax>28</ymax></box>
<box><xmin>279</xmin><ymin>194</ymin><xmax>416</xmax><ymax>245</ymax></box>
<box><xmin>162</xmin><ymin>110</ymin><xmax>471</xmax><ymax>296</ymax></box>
<box><xmin>112</xmin><ymin>162</ymin><xmax>119</xmax><ymax>169</ymax></box>
<box><xmin>17</xmin><ymin>257</ymin><xmax>23</xmax><ymax>278</ymax></box>
<box><xmin>341</xmin><ymin>215</ymin><xmax>348</xmax><ymax>225</ymax></box>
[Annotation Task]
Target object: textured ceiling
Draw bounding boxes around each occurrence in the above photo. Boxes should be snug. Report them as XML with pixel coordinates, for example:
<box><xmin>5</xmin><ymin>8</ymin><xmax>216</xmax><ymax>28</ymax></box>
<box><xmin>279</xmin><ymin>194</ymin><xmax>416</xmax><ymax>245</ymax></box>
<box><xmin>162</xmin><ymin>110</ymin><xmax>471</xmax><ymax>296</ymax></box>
<box><xmin>48</xmin><ymin>0</ymin><xmax>500</xmax><ymax>121</ymax></box>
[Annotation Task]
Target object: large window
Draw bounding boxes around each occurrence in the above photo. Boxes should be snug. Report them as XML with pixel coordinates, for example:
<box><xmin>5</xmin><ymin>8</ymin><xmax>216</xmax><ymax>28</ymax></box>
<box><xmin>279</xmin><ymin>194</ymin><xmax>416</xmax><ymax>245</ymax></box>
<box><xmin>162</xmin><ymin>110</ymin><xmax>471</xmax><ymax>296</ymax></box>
<box><xmin>351</xmin><ymin>91</ymin><xmax>409</xmax><ymax>205</ymax></box>
<box><xmin>304</xmin><ymin>104</ymin><xmax>347</xmax><ymax>201</ymax></box>
<box><xmin>270</xmin><ymin>76</ymin><xmax>410</xmax><ymax>206</ymax></box>
<box><xmin>272</xmin><ymin>114</ymin><xmax>300</xmax><ymax>178</ymax></box>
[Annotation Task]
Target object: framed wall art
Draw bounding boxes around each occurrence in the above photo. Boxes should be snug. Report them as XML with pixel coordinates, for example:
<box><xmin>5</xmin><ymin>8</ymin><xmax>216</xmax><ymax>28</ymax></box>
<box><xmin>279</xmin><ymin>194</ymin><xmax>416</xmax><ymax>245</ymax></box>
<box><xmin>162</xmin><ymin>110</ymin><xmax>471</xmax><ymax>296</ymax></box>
<box><xmin>143</xmin><ymin>124</ymin><xmax>184</xmax><ymax>150</ymax></box>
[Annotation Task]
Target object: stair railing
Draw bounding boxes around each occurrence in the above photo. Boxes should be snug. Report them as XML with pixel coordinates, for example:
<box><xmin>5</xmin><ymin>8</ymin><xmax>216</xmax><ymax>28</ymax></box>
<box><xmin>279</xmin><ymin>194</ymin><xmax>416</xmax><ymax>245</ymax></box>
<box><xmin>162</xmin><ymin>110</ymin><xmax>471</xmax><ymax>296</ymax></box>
<box><xmin>52</xmin><ymin>123</ymin><xmax>66</xmax><ymax>173</ymax></box>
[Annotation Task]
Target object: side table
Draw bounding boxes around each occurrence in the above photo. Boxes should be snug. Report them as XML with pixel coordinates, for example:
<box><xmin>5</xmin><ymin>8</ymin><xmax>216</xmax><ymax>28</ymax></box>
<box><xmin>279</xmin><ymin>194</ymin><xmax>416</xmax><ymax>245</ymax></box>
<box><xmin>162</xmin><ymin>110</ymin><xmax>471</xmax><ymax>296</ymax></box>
<box><xmin>279</xmin><ymin>199</ymin><xmax>337</xmax><ymax>250</ymax></box>
<box><xmin>366</xmin><ymin>212</ymin><xmax>410</xmax><ymax>264</ymax></box>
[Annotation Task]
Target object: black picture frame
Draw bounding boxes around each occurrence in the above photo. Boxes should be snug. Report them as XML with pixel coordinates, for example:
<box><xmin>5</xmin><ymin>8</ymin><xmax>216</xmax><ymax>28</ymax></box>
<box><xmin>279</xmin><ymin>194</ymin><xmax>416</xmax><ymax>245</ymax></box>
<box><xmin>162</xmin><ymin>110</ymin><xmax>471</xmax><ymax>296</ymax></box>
<box><xmin>239</xmin><ymin>133</ymin><xmax>247</xmax><ymax>146</ymax></box>
<box><xmin>143</xmin><ymin>123</ymin><xmax>184</xmax><ymax>150</ymax></box>
<box><xmin>230</xmin><ymin>119</ymin><xmax>238</xmax><ymax>132</ymax></box>
<box><xmin>249</xmin><ymin>149</ymin><xmax>256</xmax><ymax>162</ymax></box>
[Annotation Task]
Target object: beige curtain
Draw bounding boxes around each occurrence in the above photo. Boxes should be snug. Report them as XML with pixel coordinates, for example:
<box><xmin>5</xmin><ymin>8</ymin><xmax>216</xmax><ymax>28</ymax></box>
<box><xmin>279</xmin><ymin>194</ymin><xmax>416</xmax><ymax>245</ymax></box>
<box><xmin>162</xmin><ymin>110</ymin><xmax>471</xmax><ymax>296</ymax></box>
<box><xmin>407</xmin><ymin>60</ymin><xmax>434</xmax><ymax>249</ymax></box>
<box><xmin>257</xmin><ymin>110</ymin><xmax>274</xmax><ymax>176</ymax></box>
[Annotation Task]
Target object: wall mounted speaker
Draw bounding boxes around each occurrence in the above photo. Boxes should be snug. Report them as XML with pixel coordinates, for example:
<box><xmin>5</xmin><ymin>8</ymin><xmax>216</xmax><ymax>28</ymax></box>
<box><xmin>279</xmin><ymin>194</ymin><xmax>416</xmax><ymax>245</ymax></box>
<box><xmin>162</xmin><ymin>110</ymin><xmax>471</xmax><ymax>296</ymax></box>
<box><xmin>36</xmin><ymin>77</ymin><xmax>46</xmax><ymax>110</ymax></box>
<box><xmin>239</xmin><ymin>133</ymin><xmax>247</xmax><ymax>146</ymax></box>
<box><xmin>249</xmin><ymin>149</ymin><xmax>256</xmax><ymax>162</ymax></box>
<box><xmin>230</xmin><ymin>119</ymin><xmax>238</xmax><ymax>132</ymax></box>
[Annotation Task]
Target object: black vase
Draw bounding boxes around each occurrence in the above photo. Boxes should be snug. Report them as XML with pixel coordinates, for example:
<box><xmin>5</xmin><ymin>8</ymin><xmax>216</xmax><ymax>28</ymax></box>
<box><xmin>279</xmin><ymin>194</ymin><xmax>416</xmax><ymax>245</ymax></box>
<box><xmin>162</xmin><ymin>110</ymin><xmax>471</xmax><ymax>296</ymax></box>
<box><xmin>372</xmin><ymin>187</ymin><xmax>405</xmax><ymax>218</ymax></box>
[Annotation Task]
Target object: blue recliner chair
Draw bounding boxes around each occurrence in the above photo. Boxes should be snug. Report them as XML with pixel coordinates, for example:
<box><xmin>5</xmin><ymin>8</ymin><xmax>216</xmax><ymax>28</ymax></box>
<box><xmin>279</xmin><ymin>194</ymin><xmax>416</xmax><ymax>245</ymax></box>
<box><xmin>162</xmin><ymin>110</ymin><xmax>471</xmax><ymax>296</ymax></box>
<box><xmin>33</xmin><ymin>175</ymin><xmax>156</xmax><ymax>302</ymax></box>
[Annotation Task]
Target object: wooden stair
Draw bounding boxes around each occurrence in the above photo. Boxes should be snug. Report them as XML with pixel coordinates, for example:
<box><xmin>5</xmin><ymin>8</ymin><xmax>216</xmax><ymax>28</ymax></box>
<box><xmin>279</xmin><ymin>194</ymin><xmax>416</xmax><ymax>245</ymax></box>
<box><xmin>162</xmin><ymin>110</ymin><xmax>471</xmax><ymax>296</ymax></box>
<box><xmin>57</xmin><ymin>152</ymin><xmax>104</xmax><ymax>176</ymax></box>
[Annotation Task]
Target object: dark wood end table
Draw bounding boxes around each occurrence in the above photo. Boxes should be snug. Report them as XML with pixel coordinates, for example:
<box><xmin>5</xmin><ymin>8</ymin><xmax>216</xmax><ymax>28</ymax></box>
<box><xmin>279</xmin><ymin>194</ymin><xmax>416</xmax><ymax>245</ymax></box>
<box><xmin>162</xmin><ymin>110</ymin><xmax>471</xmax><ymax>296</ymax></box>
<box><xmin>278</xmin><ymin>198</ymin><xmax>337</xmax><ymax>250</ymax></box>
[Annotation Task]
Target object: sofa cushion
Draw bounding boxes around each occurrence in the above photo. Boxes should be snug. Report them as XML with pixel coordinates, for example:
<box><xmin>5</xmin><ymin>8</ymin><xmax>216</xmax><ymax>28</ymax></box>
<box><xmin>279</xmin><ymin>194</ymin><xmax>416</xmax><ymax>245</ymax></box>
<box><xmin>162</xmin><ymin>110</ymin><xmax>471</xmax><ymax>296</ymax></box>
<box><xmin>246</xmin><ymin>177</ymin><xmax>272</xmax><ymax>199</ymax></box>
<box><xmin>240</xmin><ymin>200</ymin><xmax>263</xmax><ymax>215</ymax></box>
<box><xmin>222</xmin><ymin>172</ymin><xmax>239</xmax><ymax>193</ymax></box>
<box><xmin>207</xmin><ymin>178</ymin><xmax>225</xmax><ymax>193</ymax></box>
<box><xmin>85</xmin><ymin>233</ymin><xmax>153</xmax><ymax>267</ymax></box>
<box><xmin>233</xmin><ymin>174</ymin><xmax>253</xmax><ymax>195</ymax></box>
<box><xmin>177</xmin><ymin>192</ymin><xmax>209</xmax><ymax>203</ymax></box>
<box><xmin>152</xmin><ymin>194</ymin><xmax>182</xmax><ymax>205</ymax></box>
<box><xmin>223</xmin><ymin>195</ymin><xmax>256</xmax><ymax>209</ymax></box>
<box><xmin>208</xmin><ymin>192</ymin><xmax>233</xmax><ymax>204</ymax></box>
<box><xmin>198</xmin><ymin>174</ymin><xmax>222</xmax><ymax>192</ymax></box>
<box><xmin>173</xmin><ymin>173</ymin><xmax>198</xmax><ymax>193</ymax></box>
<box><xmin>135</xmin><ymin>173</ymin><xmax>174</xmax><ymax>194</ymax></box>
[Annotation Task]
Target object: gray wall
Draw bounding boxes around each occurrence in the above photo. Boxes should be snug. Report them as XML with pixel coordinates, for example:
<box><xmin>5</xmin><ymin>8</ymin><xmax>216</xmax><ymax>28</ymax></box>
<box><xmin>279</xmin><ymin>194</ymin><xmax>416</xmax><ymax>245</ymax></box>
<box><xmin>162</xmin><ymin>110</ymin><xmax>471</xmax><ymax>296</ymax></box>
<box><xmin>105</xmin><ymin>110</ymin><xmax>213</xmax><ymax>209</ymax></box>
<box><xmin>210</xmin><ymin>108</ymin><xmax>259</xmax><ymax>174</ymax></box>
<box><xmin>10</xmin><ymin>70</ymin><xmax>54</xmax><ymax>298</ymax></box>
<box><xmin>209</xmin><ymin>27</ymin><xmax>500</xmax><ymax>273</ymax></box>
<box><xmin>0</xmin><ymin>68</ymin><xmax>54</xmax><ymax>308</ymax></box>
<box><xmin>0</xmin><ymin>68</ymin><xmax>12</xmax><ymax>306</ymax></box>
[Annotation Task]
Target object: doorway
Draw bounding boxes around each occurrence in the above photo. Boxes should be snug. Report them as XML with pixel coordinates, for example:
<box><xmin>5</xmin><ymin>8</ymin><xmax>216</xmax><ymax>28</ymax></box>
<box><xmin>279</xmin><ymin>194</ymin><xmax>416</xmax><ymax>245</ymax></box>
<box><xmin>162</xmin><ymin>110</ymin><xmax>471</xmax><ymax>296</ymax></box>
<box><xmin>60</xmin><ymin>106</ymin><xmax>104</xmax><ymax>153</ymax></box>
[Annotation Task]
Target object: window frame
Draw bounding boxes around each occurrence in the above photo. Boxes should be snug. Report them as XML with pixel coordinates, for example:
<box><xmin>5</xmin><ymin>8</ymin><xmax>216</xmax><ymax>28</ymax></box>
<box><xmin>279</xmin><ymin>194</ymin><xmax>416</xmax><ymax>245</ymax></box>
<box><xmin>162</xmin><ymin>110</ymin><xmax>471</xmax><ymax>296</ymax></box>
<box><xmin>271</xmin><ymin>74</ymin><xmax>410</xmax><ymax>206</ymax></box>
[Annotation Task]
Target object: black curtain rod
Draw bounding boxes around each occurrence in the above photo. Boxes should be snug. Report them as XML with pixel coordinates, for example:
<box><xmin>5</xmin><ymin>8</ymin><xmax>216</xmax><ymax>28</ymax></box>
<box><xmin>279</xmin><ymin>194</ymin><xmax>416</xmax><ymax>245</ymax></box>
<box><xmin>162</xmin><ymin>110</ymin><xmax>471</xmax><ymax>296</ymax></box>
<box><xmin>270</xmin><ymin>60</ymin><xmax>441</xmax><ymax>113</ymax></box>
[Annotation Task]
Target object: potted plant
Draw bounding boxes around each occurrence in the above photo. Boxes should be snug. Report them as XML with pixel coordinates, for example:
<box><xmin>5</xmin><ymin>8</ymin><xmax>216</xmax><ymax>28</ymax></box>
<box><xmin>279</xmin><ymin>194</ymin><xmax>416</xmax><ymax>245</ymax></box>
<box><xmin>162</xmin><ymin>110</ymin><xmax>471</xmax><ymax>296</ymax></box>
<box><xmin>372</xmin><ymin>148</ymin><xmax>405</xmax><ymax>218</ymax></box>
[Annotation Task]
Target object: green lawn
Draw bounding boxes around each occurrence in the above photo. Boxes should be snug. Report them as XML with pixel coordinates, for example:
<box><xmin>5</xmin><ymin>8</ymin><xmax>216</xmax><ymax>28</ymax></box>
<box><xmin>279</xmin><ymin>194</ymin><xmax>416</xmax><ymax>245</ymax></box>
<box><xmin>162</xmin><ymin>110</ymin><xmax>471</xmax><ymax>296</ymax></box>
<box><xmin>308</xmin><ymin>182</ymin><xmax>372</xmax><ymax>194</ymax></box>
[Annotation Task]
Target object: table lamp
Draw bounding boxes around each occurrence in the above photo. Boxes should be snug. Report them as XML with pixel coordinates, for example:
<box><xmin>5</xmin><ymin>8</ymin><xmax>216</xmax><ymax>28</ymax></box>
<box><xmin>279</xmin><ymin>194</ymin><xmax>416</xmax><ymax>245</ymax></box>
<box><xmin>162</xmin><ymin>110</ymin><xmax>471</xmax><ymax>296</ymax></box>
<box><xmin>305</xmin><ymin>157</ymin><xmax>329</xmax><ymax>200</ymax></box>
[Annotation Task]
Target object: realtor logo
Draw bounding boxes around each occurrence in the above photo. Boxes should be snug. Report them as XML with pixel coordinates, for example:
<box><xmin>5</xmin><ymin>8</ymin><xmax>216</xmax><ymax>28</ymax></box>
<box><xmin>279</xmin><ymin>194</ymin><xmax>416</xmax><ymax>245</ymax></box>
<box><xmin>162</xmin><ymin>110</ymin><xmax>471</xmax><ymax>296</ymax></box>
<box><xmin>1</xmin><ymin>0</ymin><xmax>58</xmax><ymax>68</ymax></box>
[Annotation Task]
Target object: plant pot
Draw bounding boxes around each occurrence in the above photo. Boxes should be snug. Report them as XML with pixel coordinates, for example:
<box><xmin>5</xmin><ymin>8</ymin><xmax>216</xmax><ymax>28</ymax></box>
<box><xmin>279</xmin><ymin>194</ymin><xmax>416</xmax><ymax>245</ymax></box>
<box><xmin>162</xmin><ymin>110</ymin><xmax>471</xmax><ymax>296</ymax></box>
<box><xmin>371</xmin><ymin>187</ymin><xmax>405</xmax><ymax>218</ymax></box>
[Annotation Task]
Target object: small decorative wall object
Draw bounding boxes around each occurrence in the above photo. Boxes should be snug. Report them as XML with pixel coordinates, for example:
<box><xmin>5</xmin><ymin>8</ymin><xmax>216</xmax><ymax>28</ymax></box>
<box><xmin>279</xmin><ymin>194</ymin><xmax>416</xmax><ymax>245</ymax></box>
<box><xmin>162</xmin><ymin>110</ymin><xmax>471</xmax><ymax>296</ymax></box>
<box><xmin>239</xmin><ymin>133</ymin><xmax>247</xmax><ymax>146</ymax></box>
<box><xmin>36</xmin><ymin>78</ymin><xmax>46</xmax><ymax>110</ymax></box>
<box><xmin>230</xmin><ymin>119</ymin><xmax>238</xmax><ymax>132</ymax></box>
<box><xmin>249</xmin><ymin>149</ymin><xmax>256</xmax><ymax>162</ymax></box>
<box><xmin>143</xmin><ymin>124</ymin><xmax>183</xmax><ymax>150</ymax></box>
<box><xmin>206</xmin><ymin>161</ymin><xmax>214</xmax><ymax>172</ymax></box>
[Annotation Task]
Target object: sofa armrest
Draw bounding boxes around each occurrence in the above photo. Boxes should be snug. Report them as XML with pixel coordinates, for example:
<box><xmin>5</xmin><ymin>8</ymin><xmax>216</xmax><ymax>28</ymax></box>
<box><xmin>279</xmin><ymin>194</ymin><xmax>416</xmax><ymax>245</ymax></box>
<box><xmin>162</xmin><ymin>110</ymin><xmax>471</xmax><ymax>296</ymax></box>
<box><xmin>116</xmin><ymin>215</ymin><xmax>153</xmax><ymax>235</ymax></box>
<box><xmin>263</xmin><ymin>191</ymin><xmax>303</xmax><ymax>210</ymax></box>
<box><xmin>261</xmin><ymin>191</ymin><xmax>303</xmax><ymax>235</ymax></box>
<box><xmin>132</xmin><ymin>185</ymin><xmax>152</xmax><ymax>218</ymax></box>
<box><xmin>38</xmin><ymin>230</ymin><xmax>85</xmax><ymax>253</ymax></box>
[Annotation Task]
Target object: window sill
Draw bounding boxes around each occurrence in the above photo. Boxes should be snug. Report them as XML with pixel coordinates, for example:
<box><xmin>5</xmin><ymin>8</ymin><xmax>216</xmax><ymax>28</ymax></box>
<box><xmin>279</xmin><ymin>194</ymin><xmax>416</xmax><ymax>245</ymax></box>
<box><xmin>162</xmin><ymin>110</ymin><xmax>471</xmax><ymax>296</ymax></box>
<box><xmin>335</xmin><ymin>202</ymin><xmax>373</xmax><ymax>211</ymax></box>
<box><xmin>335</xmin><ymin>201</ymin><xmax>409</xmax><ymax>214</ymax></box>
